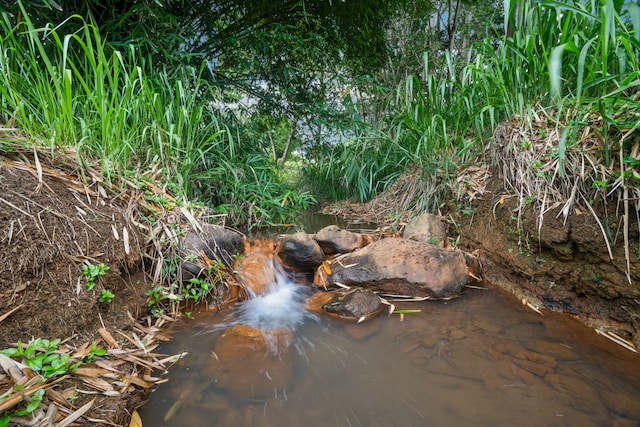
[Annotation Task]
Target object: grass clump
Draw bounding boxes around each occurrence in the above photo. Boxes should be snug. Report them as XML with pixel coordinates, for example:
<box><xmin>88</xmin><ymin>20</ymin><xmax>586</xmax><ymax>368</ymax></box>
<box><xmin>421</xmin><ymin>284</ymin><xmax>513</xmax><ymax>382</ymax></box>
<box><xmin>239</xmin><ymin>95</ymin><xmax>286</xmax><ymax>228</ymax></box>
<box><xmin>311</xmin><ymin>0</ymin><xmax>639</xmax><ymax>249</ymax></box>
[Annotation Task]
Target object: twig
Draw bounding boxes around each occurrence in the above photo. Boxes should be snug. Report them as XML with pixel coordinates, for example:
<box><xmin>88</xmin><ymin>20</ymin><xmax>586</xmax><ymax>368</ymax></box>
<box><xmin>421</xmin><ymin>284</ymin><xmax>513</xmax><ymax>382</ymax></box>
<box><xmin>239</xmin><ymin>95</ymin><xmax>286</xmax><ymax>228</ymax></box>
<box><xmin>0</xmin><ymin>304</ymin><xmax>24</xmax><ymax>324</ymax></box>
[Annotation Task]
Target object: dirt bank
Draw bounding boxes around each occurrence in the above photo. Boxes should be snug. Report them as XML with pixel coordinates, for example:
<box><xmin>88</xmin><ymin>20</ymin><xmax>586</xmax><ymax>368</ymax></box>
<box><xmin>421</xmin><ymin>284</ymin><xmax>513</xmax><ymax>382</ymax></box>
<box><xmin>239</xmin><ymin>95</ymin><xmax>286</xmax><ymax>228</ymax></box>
<box><xmin>325</xmin><ymin>172</ymin><xmax>640</xmax><ymax>352</ymax></box>
<box><xmin>0</xmin><ymin>145</ymin><xmax>184</xmax><ymax>425</ymax></box>
<box><xmin>454</xmin><ymin>175</ymin><xmax>640</xmax><ymax>349</ymax></box>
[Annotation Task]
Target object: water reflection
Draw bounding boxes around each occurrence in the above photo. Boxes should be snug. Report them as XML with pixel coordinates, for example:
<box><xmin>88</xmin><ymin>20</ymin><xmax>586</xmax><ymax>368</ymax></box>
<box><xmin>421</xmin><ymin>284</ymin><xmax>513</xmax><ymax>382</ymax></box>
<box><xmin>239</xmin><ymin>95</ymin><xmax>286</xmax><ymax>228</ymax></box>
<box><xmin>141</xmin><ymin>284</ymin><xmax>640</xmax><ymax>427</ymax></box>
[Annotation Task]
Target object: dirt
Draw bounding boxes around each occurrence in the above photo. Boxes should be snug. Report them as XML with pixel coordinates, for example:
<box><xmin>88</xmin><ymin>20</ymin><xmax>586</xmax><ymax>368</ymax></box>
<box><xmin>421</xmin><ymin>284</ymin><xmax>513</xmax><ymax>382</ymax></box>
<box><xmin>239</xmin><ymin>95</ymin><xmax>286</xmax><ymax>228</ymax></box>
<box><xmin>0</xmin><ymin>149</ymin><xmax>153</xmax><ymax>425</ymax></box>
<box><xmin>453</xmin><ymin>175</ymin><xmax>640</xmax><ymax>348</ymax></box>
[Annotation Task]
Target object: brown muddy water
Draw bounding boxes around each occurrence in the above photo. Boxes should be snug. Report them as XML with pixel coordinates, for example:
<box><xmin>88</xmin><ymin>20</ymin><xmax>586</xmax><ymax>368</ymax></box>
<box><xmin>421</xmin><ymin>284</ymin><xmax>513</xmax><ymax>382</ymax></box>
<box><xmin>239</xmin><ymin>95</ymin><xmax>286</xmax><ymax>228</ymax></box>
<box><xmin>140</xmin><ymin>218</ymin><xmax>640</xmax><ymax>427</ymax></box>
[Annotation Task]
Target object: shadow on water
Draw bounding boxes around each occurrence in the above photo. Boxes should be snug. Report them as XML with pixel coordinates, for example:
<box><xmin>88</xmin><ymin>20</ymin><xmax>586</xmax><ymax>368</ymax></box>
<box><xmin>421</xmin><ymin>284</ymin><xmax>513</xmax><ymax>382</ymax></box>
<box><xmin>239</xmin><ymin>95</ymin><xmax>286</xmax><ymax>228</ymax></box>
<box><xmin>140</xmin><ymin>215</ymin><xmax>640</xmax><ymax>427</ymax></box>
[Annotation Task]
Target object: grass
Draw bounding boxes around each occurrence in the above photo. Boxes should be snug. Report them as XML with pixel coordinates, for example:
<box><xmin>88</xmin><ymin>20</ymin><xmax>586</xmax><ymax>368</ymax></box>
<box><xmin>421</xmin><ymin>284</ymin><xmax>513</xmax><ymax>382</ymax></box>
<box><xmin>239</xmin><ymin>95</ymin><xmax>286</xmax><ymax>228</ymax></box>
<box><xmin>311</xmin><ymin>0</ymin><xmax>639</xmax><ymax>264</ymax></box>
<box><xmin>0</xmin><ymin>3</ymin><xmax>313</xmax><ymax>229</ymax></box>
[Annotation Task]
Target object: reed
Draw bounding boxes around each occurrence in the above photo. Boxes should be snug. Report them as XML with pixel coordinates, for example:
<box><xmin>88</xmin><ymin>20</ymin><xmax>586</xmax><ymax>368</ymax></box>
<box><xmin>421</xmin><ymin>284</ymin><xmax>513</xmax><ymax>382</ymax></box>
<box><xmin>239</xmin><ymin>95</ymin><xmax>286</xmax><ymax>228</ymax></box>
<box><xmin>316</xmin><ymin>0</ymin><xmax>640</xmax><ymax>252</ymax></box>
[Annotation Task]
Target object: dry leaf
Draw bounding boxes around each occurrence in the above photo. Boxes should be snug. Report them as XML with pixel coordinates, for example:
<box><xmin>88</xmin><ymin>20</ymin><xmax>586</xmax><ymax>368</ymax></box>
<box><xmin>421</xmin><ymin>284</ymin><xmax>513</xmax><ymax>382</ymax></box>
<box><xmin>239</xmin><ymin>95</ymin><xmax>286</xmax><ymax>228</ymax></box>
<box><xmin>129</xmin><ymin>409</ymin><xmax>143</xmax><ymax>427</ymax></box>
<box><xmin>321</xmin><ymin>260</ymin><xmax>332</xmax><ymax>275</ymax></box>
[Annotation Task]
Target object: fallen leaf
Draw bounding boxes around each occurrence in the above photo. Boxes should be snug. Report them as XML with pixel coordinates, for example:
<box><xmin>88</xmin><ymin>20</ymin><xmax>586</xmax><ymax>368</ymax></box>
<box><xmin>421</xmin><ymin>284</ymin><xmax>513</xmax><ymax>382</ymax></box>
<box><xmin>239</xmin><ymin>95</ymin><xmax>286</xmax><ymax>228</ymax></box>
<box><xmin>129</xmin><ymin>409</ymin><xmax>143</xmax><ymax>427</ymax></box>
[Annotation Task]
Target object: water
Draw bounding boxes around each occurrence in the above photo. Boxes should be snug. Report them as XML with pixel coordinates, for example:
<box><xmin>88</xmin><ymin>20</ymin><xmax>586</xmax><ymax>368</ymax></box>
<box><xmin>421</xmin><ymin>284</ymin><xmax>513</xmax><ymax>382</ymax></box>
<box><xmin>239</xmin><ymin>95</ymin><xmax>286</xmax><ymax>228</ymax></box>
<box><xmin>141</xmin><ymin>284</ymin><xmax>640</xmax><ymax>425</ymax></box>
<box><xmin>140</xmin><ymin>216</ymin><xmax>640</xmax><ymax>426</ymax></box>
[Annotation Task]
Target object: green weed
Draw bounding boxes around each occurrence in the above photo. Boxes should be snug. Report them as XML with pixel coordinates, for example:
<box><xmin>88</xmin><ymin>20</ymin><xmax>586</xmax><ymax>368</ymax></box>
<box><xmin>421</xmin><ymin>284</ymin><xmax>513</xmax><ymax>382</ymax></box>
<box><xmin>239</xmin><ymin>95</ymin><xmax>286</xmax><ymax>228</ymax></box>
<box><xmin>82</xmin><ymin>263</ymin><xmax>109</xmax><ymax>291</ymax></box>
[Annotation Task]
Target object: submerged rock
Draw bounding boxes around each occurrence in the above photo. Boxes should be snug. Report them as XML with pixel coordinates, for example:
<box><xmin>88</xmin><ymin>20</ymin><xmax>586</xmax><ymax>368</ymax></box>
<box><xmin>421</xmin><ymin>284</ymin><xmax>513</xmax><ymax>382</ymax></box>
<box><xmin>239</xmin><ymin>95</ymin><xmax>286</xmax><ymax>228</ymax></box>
<box><xmin>307</xmin><ymin>288</ymin><xmax>383</xmax><ymax>322</ymax></box>
<box><xmin>205</xmin><ymin>324</ymin><xmax>294</xmax><ymax>401</ymax></box>
<box><xmin>314</xmin><ymin>225</ymin><xmax>369</xmax><ymax>255</ymax></box>
<box><xmin>315</xmin><ymin>238</ymin><xmax>471</xmax><ymax>299</ymax></box>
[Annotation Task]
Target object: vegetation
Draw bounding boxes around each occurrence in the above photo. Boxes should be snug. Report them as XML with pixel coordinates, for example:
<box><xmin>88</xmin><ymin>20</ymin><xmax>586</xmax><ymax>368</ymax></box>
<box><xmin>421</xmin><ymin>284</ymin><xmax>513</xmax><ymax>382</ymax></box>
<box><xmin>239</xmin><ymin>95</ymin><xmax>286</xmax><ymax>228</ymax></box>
<box><xmin>311</xmin><ymin>0</ymin><xmax>640</xmax><ymax>221</ymax></box>
<box><xmin>0</xmin><ymin>3</ymin><xmax>315</xmax><ymax>229</ymax></box>
<box><xmin>1</xmin><ymin>1</ymin><xmax>639</xmax><ymax>422</ymax></box>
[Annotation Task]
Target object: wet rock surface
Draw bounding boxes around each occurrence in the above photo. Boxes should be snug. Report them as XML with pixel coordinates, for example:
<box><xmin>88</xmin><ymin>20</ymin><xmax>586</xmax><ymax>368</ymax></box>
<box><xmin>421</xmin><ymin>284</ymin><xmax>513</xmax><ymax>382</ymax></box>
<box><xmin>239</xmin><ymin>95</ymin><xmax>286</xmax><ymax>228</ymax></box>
<box><xmin>180</xmin><ymin>224</ymin><xmax>244</xmax><ymax>283</ymax></box>
<box><xmin>277</xmin><ymin>231</ymin><xmax>324</xmax><ymax>271</ymax></box>
<box><xmin>315</xmin><ymin>237</ymin><xmax>472</xmax><ymax>299</ymax></box>
<box><xmin>314</xmin><ymin>287</ymin><xmax>383</xmax><ymax>321</ymax></box>
<box><xmin>314</xmin><ymin>224</ymin><xmax>369</xmax><ymax>255</ymax></box>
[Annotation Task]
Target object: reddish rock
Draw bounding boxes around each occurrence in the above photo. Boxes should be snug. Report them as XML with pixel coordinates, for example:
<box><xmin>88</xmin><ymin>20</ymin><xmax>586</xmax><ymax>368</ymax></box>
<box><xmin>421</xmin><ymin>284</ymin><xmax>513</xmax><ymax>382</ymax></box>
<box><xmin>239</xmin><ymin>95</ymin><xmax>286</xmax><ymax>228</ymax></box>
<box><xmin>205</xmin><ymin>324</ymin><xmax>293</xmax><ymax>400</ymax></box>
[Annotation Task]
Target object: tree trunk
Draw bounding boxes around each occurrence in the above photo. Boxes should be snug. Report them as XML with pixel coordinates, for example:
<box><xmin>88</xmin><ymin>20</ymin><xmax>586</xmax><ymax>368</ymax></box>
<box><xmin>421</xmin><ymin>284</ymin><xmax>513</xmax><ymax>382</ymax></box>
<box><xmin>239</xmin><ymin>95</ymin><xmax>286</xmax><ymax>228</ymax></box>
<box><xmin>278</xmin><ymin>121</ymin><xmax>297</xmax><ymax>168</ymax></box>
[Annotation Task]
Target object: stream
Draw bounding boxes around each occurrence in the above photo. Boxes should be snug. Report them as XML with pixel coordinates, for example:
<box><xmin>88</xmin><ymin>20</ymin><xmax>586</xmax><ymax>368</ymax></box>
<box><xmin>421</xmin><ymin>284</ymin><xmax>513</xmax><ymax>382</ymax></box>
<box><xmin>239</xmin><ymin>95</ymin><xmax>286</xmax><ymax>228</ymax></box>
<box><xmin>139</xmin><ymin>216</ymin><xmax>640</xmax><ymax>427</ymax></box>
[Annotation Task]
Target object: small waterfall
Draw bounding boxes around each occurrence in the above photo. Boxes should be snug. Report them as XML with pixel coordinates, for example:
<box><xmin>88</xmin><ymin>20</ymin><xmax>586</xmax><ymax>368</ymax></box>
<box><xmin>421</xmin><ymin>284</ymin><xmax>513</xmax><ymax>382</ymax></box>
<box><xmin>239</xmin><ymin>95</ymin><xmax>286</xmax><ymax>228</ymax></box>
<box><xmin>202</xmin><ymin>239</ymin><xmax>318</xmax><ymax>355</ymax></box>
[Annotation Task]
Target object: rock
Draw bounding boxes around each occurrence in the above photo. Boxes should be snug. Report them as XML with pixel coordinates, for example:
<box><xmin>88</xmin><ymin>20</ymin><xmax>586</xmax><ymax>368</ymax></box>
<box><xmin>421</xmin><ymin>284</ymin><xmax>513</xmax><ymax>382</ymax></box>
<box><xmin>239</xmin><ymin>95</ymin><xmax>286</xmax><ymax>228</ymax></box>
<box><xmin>277</xmin><ymin>232</ymin><xmax>325</xmax><ymax>271</ymax></box>
<box><xmin>307</xmin><ymin>288</ymin><xmax>383</xmax><ymax>322</ymax></box>
<box><xmin>205</xmin><ymin>324</ymin><xmax>293</xmax><ymax>401</ymax></box>
<box><xmin>322</xmin><ymin>288</ymin><xmax>383</xmax><ymax>321</ymax></box>
<box><xmin>306</xmin><ymin>291</ymin><xmax>335</xmax><ymax>312</ymax></box>
<box><xmin>180</xmin><ymin>225</ymin><xmax>244</xmax><ymax>282</ymax></box>
<box><xmin>403</xmin><ymin>212</ymin><xmax>448</xmax><ymax>247</ymax></box>
<box><xmin>314</xmin><ymin>225</ymin><xmax>368</xmax><ymax>255</ymax></box>
<box><xmin>314</xmin><ymin>238</ymin><xmax>470</xmax><ymax>299</ymax></box>
<box><xmin>235</xmin><ymin>239</ymin><xmax>278</xmax><ymax>296</ymax></box>
<box><xmin>343</xmin><ymin>320</ymin><xmax>381</xmax><ymax>340</ymax></box>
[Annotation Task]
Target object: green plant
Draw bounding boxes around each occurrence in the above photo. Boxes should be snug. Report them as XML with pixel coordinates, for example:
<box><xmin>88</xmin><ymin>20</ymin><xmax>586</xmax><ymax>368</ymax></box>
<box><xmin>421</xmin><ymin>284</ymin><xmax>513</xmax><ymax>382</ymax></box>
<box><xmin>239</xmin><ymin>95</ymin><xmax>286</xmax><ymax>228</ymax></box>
<box><xmin>145</xmin><ymin>286</ymin><xmax>170</xmax><ymax>316</ymax></box>
<box><xmin>82</xmin><ymin>263</ymin><xmax>110</xmax><ymax>290</ymax></box>
<box><xmin>0</xmin><ymin>388</ymin><xmax>44</xmax><ymax>427</ymax></box>
<box><xmin>99</xmin><ymin>289</ymin><xmax>115</xmax><ymax>303</ymax></box>
<box><xmin>0</xmin><ymin>338</ymin><xmax>69</xmax><ymax>379</ymax></box>
<box><xmin>183</xmin><ymin>278</ymin><xmax>214</xmax><ymax>301</ymax></box>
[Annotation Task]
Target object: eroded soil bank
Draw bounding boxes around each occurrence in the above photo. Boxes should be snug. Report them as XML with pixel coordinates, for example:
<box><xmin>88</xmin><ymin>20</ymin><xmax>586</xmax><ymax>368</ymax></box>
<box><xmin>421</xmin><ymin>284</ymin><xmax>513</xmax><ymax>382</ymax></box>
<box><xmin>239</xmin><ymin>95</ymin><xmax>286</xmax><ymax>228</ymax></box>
<box><xmin>452</xmin><ymin>176</ymin><xmax>640</xmax><ymax>349</ymax></box>
<box><xmin>324</xmin><ymin>175</ymin><xmax>640</xmax><ymax>351</ymax></box>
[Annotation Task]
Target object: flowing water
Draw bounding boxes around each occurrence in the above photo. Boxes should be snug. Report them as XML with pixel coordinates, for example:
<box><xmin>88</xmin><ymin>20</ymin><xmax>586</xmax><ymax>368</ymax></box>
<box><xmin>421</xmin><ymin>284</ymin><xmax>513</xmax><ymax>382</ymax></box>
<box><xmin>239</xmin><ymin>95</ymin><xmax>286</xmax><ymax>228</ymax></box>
<box><xmin>140</xmin><ymin>217</ymin><xmax>640</xmax><ymax>427</ymax></box>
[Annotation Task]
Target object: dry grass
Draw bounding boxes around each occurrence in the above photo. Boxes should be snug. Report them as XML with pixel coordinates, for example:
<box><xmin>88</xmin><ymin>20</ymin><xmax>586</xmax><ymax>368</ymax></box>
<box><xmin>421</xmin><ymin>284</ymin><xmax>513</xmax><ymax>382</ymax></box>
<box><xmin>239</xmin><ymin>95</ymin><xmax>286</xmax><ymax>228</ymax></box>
<box><xmin>491</xmin><ymin>106</ymin><xmax>640</xmax><ymax>279</ymax></box>
<box><xmin>0</xmin><ymin>133</ymin><xmax>238</xmax><ymax>424</ymax></box>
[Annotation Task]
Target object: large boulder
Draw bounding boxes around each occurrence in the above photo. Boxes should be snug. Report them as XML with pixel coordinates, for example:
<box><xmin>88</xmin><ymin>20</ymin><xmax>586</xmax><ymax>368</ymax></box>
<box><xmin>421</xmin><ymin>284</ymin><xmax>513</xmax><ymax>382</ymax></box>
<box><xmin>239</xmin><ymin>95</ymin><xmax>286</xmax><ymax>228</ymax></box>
<box><xmin>314</xmin><ymin>225</ymin><xmax>369</xmax><ymax>255</ymax></box>
<box><xmin>314</xmin><ymin>238</ymin><xmax>470</xmax><ymax>299</ymax></box>
<box><xmin>277</xmin><ymin>232</ymin><xmax>325</xmax><ymax>271</ymax></box>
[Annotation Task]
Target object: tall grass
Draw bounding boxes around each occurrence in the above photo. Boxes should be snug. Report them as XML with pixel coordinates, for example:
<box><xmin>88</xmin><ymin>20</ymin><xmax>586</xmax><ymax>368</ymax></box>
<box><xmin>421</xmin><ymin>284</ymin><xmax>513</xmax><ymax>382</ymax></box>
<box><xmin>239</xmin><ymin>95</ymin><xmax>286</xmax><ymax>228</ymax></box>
<box><xmin>0</xmin><ymin>4</ymin><xmax>314</xmax><ymax>228</ymax></box>
<box><xmin>312</xmin><ymin>0</ymin><xmax>639</xmax><ymax>220</ymax></box>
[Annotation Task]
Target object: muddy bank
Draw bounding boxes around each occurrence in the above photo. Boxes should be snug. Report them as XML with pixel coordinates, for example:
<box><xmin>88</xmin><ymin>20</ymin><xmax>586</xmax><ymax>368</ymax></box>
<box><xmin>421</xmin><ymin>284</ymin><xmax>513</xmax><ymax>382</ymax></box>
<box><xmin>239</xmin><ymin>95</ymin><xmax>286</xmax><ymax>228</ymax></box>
<box><xmin>0</xmin><ymin>146</ymin><xmax>186</xmax><ymax>425</ymax></box>
<box><xmin>453</xmin><ymin>176</ymin><xmax>640</xmax><ymax>348</ymax></box>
